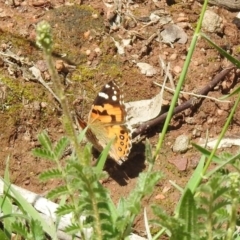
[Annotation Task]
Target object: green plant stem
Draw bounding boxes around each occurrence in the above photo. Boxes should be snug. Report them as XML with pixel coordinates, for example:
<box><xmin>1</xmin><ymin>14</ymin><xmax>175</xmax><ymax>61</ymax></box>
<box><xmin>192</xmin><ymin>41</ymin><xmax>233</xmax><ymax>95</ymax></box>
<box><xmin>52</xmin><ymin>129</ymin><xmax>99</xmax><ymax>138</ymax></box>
<box><xmin>43</xmin><ymin>52</ymin><xmax>88</xmax><ymax>240</ymax></box>
<box><xmin>225</xmin><ymin>198</ymin><xmax>237</xmax><ymax>240</ymax></box>
<box><xmin>44</xmin><ymin>53</ymin><xmax>82</xmax><ymax>162</ymax></box>
<box><xmin>206</xmin><ymin>201</ymin><xmax>213</xmax><ymax>240</ymax></box>
<box><xmin>202</xmin><ymin>92</ymin><xmax>240</xmax><ymax>175</ymax></box>
<box><xmin>153</xmin><ymin>0</ymin><xmax>209</xmax><ymax>161</ymax></box>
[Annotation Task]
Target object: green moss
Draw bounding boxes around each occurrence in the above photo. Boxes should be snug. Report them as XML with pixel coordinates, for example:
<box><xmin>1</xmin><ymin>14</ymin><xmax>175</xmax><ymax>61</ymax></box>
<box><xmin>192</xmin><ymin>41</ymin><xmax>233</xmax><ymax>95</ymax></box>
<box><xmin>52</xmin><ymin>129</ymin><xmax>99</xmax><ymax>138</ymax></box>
<box><xmin>235</xmin><ymin>46</ymin><xmax>240</xmax><ymax>54</ymax></box>
<box><xmin>207</xmin><ymin>57</ymin><xmax>217</xmax><ymax>62</ymax></box>
<box><xmin>72</xmin><ymin>65</ymin><xmax>98</xmax><ymax>82</ymax></box>
<box><xmin>44</xmin><ymin>5</ymin><xmax>105</xmax><ymax>64</ymax></box>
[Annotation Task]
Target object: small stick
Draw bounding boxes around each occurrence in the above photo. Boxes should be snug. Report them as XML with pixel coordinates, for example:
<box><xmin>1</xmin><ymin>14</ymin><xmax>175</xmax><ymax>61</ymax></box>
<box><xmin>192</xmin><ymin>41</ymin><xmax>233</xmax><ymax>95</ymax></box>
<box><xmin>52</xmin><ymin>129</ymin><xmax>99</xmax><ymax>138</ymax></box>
<box><xmin>154</xmin><ymin>82</ymin><xmax>231</xmax><ymax>103</ymax></box>
<box><xmin>132</xmin><ymin>65</ymin><xmax>236</xmax><ymax>138</ymax></box>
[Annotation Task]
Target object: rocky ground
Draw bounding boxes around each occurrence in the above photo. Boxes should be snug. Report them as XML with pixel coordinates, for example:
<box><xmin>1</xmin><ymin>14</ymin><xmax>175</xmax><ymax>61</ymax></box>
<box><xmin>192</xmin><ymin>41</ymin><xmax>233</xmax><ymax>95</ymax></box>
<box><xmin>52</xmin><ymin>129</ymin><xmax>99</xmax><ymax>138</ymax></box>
<box><xmin>0</xmin><ymin>0</ymin><xmax>240</xmax><ymax>237</ymax></box>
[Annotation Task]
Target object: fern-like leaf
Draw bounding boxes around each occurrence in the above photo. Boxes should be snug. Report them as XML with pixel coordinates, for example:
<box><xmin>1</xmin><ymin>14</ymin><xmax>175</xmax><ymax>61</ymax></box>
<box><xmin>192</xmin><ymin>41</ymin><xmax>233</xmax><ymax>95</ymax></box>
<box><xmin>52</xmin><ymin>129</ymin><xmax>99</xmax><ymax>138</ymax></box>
<box><xmin>64</xmin><ymin>223</ymin><xmax>86</xmax><ymax>236</ymax></box>
<box><xmin>37</xmin><ymin>131</ymin><xmax>53</xmax><ymax>152</ymax></box>
<box><xmin>47</xmin><ymin>186</ymin><xmax>68</xmax><ymax>199</ymax></box>
<box><xmin>53</xmin><ymin>136</ymin><xmax>69</xmax><ymax>159</ymax></box>
<box><xmin>32</xmin><ymin>148</ymin><xmax>55</xmax><ymax>161</ymax></box>
<box><xmin>179</xmin><ymin>188</ymin><xmax>198</xmax><ymax>240</ymax></box>
<box><xmin>39</xmin><ymin>169</ymin><xmax>62</xmax><ymax>181</ymax></box>
<box><xmin>151</xmin><ymin>205</ymin><xmax>187</xmax><ymax>239</ymax></box>
<box><xmin>12</xmin><ymin>221</ymin><xmax>28</xmax><ymax>239</ymax></box>
<box><xmin>212</xmin><ymin>199</ymin><xmax>231</xmax><ymax>213</ymax></box>
<box><xmin>145</xmin><ymin>138</ymin><xmax>154</xmax><ymax>164</ymax></box>
<box><xmin>56</xmin><ymin>204</ymin><xmax>75</xmax><ymax>216</ymax></box>
<box><xmin>31</xmin><ymin>219</ymin><xmax>45</xmax><ymax>240</ymax></box>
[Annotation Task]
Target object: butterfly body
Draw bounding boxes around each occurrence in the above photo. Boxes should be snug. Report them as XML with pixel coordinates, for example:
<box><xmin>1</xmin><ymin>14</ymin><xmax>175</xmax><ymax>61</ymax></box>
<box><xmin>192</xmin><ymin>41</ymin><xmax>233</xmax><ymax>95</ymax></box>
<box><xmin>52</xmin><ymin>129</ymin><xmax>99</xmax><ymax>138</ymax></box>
<box><xmin>77</xmin><ymin>81</ymin><xmax>132</xmax><ymax>164</ymax></box>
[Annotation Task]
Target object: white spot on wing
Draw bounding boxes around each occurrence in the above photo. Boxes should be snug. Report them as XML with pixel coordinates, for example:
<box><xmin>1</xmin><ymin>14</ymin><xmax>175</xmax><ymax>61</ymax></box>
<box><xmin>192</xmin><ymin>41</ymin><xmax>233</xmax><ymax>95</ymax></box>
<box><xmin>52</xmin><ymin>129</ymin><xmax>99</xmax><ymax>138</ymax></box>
<box><xmin>113</xmin><ymin>90</ymin><xmax>117</xmax><ymax>95</ymax></box>
<box><xmin>112</xmin><ymin>95</ymin><xmax>117</xmax><ymax>101</ymax></box>
<box><xmin>99</xmin><ymin>92</ymin><xmax>109</xmax><ymax>99</ymax></box>
<box><xmin>105</xmin><ymin>84</ymin><xmax>110</xmax><ymax>88</ymax></box>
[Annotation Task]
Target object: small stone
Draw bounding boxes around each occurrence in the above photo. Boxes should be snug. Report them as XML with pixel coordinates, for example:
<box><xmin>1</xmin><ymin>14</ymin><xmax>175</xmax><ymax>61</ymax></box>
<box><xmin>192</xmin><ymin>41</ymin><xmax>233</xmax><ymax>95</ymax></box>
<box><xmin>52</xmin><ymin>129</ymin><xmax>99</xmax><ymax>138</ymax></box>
<box><xmin>40</xmin><ymin>102</ymin><xmax>47</xmax><ymax>108</ymax></box>
<box><xmin>92</xmin><ymin>13</ymin><xmax>98</xmax><ymax>19</ymax></box>
<box><xmin>192</xmin><ymin>128</ymin><xmax>201</xmax><ymax>138</ymax></box>
<box><xmin>169</xmin><ymin>53</ymin><xmax>177</xmax><ymax>60</ymax></box>
<box><xmin>193</xmin><ymin>61</ymin><xmax>200</xmax><ymax>66</ymax></box>
<box><xmin>155</xmin><ymin>194</ymin><xmax>165</xmax><ymax>200</ymax></box>
<box><xmin>83</xmin><ymin>30</ymin><xmax>91</xmax><ymax>39</ymax></box>
<box><xmin>86</xmin><ymin>49</ymin><xmax>91</xmax><ymax>56</ymax></box>
<box><xmin>217</xmin><ymin>109</ymin><xmax>224</xmax><ymax>116</ymax></box>
<box><xmin>24</xmin><ymin>179</ymin><xmax>30</xmax><ymax>185</ymax></box>
<box><xmin>178</xmin><ymin>13</ymin><xmax>186</xmax><ymax>17</ymax></box>
<box><xmin>173</xmin><ymin>65</ymin><xmax>182</xmax><ymax>74</ymax></box>
<box><xmin>55</xmin><ymin>60</ymin><xmax>65</xmax><ymax>72</ymax></box>
<box><xmin>172</xmin><ymin>135</ymin><xmax>189</xmax><ymax>153</ymax></box>
<box><xmin>168</xmin><ymin>156</ymin><xmax>188</xmax><ymax>171</ymax></box>
<box><xmin>94</xmin><ymin>47</ymin><xmax>102</xmax><ymax>54</ymax></box>
<box><xmin>202</xmin><ymin>10</ymin><xmax>223</xmax><ymax>33</ymax></box>
<box><xmin>207</xmin><ymin>118</ymin><xmax>213</xmax><ymax>124</ymax></box>
<box><xmin>176</xmin><ymin>16</ymin><xmax>188</xmax><ymax>22</ymax></box>
<box><xmin>33</xmin><ymin>101</ymin><xmax>40</xmax><ymax>111</ymax></box>
<box><xmin>185</xmin><ymin>117</ymin><xmax>195</xmax><ymax>124</ymax></box>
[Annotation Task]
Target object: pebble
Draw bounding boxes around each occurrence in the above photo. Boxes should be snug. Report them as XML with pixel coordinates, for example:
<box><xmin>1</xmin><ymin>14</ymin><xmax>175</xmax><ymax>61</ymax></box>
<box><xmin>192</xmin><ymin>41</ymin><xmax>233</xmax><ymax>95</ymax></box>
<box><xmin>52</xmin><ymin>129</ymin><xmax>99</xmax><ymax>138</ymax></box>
<box><xmin>94</xmin><ymin>47</ymin><xmax>102</xmax><ymax>55</ymax></box>
<box><xmin>40</xmin><ymin>102</ymin><xmax>47</xmax><ymax>108</ymax></box>
<box><xmin>217</xmin><ymin>109</ymin><xmax>224</xmax><ymax>116</ymax></box>
<box><xmin>33</xmin><ymin>101</ymin><xmax>40</xmax><ymax>111</ymax></box>
<box><xmin>83</xmin><ymin>30</ymin><xmax>91</xmax><ymax>39</ymax></box>
<box><xmin>172</xmin><ymin>135</ymin><xmax>189</xmax><ymax>153</ymax></box>
<box><xmin>169</xmin><ymin>53</ymin><xmax>177</xmax><ymax>60</ymax></box>
<box><xmin>176</xmin><ymin>16</ymin><xmax>189</xmax><ymax>22</ymax></box>
<box><xmin>192</xmin><ymin>128</ymin><xmax>201</xmax><ymax>138</ymax></box>
<box><xmin>202</xmin><ymin>10</ymin><xmax>223</xmax><ymax>33</ymax></box>
<box><xmin>86</xmin><ymin>49</ymin><xmax>91</xmax><ymax>56</ymax></box>
<box><xmin>92</xmin><ymin>13</ymin><xmax>98</xmax><ymax>19</ymax></box>
<box><xmin>185</xmin><ymin>117</ymin><xmax>195</xmax><ymax>124</ymax></box>
<box><xmin>173</xmin><ymin>65</ymin><xmax>182</xmax><ymax>74</ymax></box>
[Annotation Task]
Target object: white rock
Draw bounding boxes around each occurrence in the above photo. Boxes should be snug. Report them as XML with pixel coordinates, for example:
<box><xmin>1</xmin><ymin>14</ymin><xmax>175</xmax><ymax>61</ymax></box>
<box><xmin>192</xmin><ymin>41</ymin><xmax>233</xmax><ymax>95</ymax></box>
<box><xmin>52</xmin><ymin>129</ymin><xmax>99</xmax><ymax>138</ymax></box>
<box><xmin>161</xmin><ymin>24</ymin><xmax>188</xmax><ymax>44</ymax></box>
<box><xmin>172</xmin><ymin>135</ymin><xmax>189</xmax><ymax>153</ymax></box>
<box><xmin>202</xmin><ymin>10</ymin><xmax>223</xmax><ymax>33</ymax></box>
<box><xmin>136</xmin><ymin>62</ymin><xmax>157</xmax><ymax>76</ymax></box>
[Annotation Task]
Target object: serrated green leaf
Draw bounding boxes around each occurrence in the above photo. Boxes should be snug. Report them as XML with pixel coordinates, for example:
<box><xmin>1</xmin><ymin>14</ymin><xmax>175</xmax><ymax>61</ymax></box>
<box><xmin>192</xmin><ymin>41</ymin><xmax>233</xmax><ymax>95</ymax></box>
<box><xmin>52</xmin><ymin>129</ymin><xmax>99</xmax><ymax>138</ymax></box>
<box><xmin>145</xmin><ymin>138</ymin><xmax>153</xmax><ymax>164</ymax></box>
<box><xmin>116</xmin><ymin>197</ymin><xmax>125</xmax><ymax>216</ymax></box>
<box><xmin>78</xmin><ymin>127</ymin><xmax>88</xmax><ymax>143</ymax></box>
<box><xmin>31</xmin><ymin>219</ymin><xmax>45</xmax><ymax>240</ymax></box>
<box><xmin>64</xmin><ymin>223</ymin><xmax>81</xmax><ymax>235</ymax></box>
<box><xmin>179</xmin><ymin>189</ymin><xmax>198</xmax><ymax>240</ymax></box>
<box><xmin>39</xmin><ymin>169</ymin><xmax>62</xmax><ymax>181</ymax></box>
<box><xmin>54</xmin><ymin>136</ymin><xmax>69</xmax><ymax>159</ymax></box>
<box><xmin>212</xmin><ymin>200</ymin><xmax>230</xmax><ymax>213</ymax></box>
<box><xmin>1</xmin><ymin>179</ymin><xmax>57</xmax><ymax>239</ymax></box>
<box><xmin>12</xmin><ymin>222</ymin><xmax>28</xmax><ymax>239</ymax></box>
<box><xmin>47</xmin><ymin>186</ymin><xmax>69</xmax><ymax>199</ymax></box>
<box><xmin>56</xmin><ymin>204</ymin><xmax>75</xmax><ymax>216</ymax></box>
<box><xmin>37</xmin><ymin>131</ymin><xmax>53</xmax><ymax>151</ymax></box>
<box><xmin>32</xmin><ymin>148</ymin><xmax>55</xmax><ymax>161</ymax></box>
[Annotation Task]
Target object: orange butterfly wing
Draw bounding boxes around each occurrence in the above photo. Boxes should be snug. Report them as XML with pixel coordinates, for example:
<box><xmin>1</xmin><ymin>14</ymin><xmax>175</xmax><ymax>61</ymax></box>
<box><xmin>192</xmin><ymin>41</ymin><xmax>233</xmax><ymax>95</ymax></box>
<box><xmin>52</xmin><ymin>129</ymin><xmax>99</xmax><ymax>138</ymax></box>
<box><xmin>77</xmin><ymin>81</ymin><xmax>132</xmax><ymax>164</ymax></box>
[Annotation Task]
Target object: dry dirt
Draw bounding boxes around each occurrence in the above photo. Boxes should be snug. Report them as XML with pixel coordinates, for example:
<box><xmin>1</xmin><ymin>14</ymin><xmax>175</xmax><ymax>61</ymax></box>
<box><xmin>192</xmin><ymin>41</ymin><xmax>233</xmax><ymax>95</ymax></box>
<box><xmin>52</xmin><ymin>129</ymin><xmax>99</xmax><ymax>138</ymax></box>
<box><xmin>0</xmin><ymin>0</ymin><xmax>240</xmax><ymax>238</ymax></box>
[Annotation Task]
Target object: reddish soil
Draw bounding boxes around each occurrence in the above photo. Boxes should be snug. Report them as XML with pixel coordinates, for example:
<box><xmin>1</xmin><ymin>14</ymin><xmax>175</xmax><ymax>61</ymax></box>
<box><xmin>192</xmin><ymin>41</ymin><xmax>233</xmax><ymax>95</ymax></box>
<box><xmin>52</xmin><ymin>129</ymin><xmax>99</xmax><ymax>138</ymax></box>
<box><xmin>0</xmin><ymin>0</ymin><xmax>240</xmax><ymax>237</ymax></box>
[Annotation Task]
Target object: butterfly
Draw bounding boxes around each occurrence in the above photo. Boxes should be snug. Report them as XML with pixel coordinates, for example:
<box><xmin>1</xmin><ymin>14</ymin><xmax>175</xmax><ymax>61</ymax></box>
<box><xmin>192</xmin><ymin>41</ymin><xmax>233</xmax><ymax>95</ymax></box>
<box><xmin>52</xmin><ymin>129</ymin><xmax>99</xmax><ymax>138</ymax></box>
<box><xmin>77</xmin><ymin>81</ymin><xmax>132</xmax><ymax>165</ymax></box>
